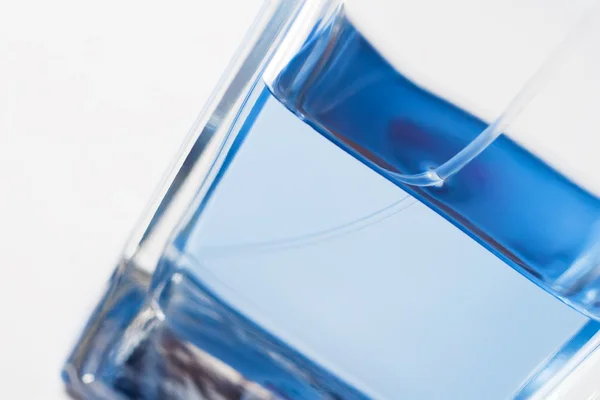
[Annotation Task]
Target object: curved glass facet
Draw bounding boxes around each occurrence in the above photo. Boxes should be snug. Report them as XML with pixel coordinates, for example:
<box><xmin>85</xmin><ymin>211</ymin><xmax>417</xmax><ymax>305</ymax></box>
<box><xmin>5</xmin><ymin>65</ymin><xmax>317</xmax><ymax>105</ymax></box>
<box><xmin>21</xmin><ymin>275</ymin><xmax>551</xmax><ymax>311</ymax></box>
<box><xmin>64</xmin><ymin>1</ymin><xmax>600</xmax><ymax>399</ymax></box>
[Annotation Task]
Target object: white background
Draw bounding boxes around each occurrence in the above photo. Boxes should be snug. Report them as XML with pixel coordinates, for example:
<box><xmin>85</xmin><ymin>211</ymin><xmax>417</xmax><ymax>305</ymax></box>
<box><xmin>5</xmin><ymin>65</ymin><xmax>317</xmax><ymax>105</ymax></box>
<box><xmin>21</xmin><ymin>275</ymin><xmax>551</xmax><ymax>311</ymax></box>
<box><xmin>2</xmin><ymin>0</ymin><xmax>600</xmax><ymax>399</ymax></box>
<box><xmin>0</xmin><ymin>0</ymin><xmax>261</xmax><ymax>398</ymax></box>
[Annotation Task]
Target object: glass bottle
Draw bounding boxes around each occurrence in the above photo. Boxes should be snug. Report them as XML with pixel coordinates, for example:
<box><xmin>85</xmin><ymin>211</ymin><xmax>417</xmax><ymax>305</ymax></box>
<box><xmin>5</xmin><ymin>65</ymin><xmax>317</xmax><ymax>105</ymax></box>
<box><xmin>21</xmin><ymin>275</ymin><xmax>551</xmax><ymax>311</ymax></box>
<box><xmin>64</xmin><ymin>1</ymin><xmax>600</xmax><ymax>398</ymax></box>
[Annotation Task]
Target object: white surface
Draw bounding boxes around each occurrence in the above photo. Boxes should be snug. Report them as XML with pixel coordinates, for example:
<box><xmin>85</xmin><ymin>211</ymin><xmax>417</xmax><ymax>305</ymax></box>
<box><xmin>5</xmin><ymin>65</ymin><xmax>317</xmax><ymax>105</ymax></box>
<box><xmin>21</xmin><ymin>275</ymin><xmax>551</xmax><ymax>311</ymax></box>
<box><xmin>347</xmin><ymin>0</ymin><xmax>600</xmax><ymax>197</ymax></box>
<box><xmin>0</xmin><ymin>0</ymin><xmax>261</xmax><ymax>399</ymax></box>
<box><xmin>1</xmin><ymin>0</ymin><xmax>600</xmax><ymax>399</ymax></box>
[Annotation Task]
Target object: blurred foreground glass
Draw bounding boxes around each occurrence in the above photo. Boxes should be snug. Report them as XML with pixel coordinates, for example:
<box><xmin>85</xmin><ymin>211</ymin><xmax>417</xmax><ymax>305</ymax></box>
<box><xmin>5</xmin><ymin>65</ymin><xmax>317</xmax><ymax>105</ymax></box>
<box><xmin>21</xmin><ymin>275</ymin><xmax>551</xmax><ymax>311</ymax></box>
<box><xmin>64</xmin><ymin>0</ymin><xmax>600</xmax><ymax>398</ymax></box>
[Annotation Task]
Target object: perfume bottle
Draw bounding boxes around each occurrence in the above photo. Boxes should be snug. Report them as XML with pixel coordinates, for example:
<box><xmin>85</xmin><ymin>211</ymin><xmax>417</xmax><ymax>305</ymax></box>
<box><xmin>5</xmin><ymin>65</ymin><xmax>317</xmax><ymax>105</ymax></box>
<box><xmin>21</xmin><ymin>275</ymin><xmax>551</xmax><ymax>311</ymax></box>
<box><xmin>64</xmin><ymin>0</ymin><xmax>600</xmax><ymax>399</ymax></box>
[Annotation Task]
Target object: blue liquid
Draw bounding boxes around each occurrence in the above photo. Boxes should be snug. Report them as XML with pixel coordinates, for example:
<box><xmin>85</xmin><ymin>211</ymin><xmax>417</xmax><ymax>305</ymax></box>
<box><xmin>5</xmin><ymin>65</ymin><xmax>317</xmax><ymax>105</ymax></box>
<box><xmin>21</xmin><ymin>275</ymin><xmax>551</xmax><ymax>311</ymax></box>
<box><xmin>157</xmin><ymin>13</ymin><xmax>600</xmax><ymax>399</ymax></box>
<box><xmin>272</xmin><ymin>12</ymin><xmax>600</xmax><ymax>315</ymax></box>
<box><xmin>168</xmin><ymin>83</ymin><xmax>594</xmax><ymax>398</ymax></box>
